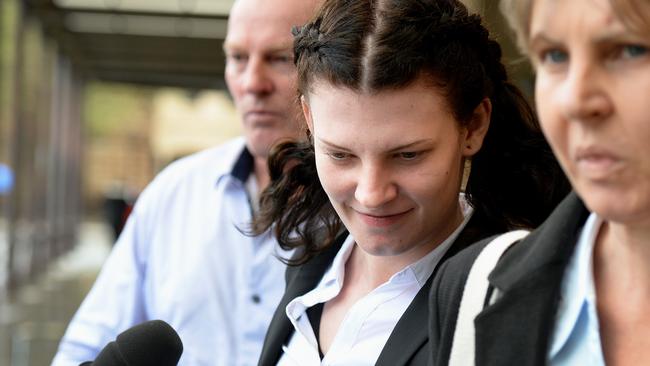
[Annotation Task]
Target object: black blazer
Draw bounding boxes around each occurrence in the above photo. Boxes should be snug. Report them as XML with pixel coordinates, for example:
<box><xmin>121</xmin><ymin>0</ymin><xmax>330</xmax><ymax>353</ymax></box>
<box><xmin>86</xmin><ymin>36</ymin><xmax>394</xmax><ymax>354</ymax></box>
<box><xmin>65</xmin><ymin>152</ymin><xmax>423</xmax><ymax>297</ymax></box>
<box><xmin>430</xmin><ymin>192</ymin><xmax>590</xmax><ymax>366</ymax></box>
<box><xmin>258</xmin><ymin>212</ymin><xmax>499</xmax><ymax>366</ymax></box>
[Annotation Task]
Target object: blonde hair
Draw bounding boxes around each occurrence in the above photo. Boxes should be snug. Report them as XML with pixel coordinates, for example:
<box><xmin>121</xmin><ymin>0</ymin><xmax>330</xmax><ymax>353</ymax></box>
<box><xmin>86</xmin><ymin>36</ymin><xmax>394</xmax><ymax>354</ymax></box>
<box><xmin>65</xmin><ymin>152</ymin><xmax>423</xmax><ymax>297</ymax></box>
<box><xmin>500</xmin><ymin>0</ymin><xmax>650</xmax><ymax>53</ymax></box>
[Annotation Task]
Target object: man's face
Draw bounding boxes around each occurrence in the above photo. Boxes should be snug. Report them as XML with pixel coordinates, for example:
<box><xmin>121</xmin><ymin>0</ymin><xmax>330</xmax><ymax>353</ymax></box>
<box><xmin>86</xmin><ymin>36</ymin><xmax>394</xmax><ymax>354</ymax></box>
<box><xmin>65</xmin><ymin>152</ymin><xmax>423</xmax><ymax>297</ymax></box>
<box><xmin>224</xmin><ymin>0</ymin><xmax>314</xmax><ymax>159</ymax></box>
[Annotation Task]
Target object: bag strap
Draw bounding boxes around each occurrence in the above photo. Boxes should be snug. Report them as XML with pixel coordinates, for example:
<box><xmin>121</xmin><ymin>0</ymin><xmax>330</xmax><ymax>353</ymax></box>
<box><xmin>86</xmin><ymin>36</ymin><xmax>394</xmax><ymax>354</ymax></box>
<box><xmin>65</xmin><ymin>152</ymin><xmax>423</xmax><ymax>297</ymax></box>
<box><xmin>448</xmin><ymin>230</ymin><xmax>530</xmax><ymax>366</ymax></box>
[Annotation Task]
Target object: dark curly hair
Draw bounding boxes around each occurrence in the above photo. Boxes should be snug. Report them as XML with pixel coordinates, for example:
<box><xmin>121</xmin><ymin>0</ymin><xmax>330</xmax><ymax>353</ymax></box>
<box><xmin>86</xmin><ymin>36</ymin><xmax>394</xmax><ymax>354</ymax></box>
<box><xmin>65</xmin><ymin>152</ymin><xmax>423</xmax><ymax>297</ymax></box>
<box><xmin>252</xmin><ymin>0</ymin><xmax>570</xmax><ymax>265</ymax></box>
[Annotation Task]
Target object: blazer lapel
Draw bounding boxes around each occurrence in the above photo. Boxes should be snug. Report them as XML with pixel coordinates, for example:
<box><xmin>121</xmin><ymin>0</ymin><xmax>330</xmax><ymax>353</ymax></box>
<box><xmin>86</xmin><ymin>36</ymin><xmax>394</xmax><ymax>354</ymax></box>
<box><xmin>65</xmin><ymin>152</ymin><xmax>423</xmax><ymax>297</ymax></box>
<box><xmin>376</xmin><ymin>212</ymin><xmax>500</xmax><ymax>366</ymax></box>
<box><xmin>257</xmin><ymin>232</ymin><xmax>347</xmax><ymax>366</ymax></box>
<box><xmin>474</xmin><ymin>193</ymin><xmax>589</xmax><ymax>366</ymax></box>
<box><xmin>375</xmin><ymin>277</ymin><xmax>432</xmax><ymax>365</ymax></box>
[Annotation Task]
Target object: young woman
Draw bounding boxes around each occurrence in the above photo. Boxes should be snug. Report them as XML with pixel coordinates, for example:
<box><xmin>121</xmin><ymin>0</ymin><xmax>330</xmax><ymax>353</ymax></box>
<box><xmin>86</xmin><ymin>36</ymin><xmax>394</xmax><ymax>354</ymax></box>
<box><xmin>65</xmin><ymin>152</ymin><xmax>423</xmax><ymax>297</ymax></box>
<box><xmin>253</xmin><ymin>0</ymin><xmax>569</xmax><ymax>364</ymax></box>
<box><xmin>430</xmin><ymin>0</ymin><xmax>650</xmax><ymax>365</ymax></box>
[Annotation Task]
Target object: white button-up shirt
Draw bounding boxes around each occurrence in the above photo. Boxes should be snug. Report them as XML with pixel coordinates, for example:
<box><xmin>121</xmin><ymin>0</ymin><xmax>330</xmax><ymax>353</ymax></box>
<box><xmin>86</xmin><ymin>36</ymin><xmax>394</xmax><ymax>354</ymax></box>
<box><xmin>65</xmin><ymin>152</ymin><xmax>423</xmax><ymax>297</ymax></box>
<box><xmin>278</xmin><ymin>200</ymin><xmax>473</xmax><ymax>366</ymax></box>
<box><xmin>52</xmin><ymin>137</ymin><xmax>291</xmax><ymax>366</ymax></box>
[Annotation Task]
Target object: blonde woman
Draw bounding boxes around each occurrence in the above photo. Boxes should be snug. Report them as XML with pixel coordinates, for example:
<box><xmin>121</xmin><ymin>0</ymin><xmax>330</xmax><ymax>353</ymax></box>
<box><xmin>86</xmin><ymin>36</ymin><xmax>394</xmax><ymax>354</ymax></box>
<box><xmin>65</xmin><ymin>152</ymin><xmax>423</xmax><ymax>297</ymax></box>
<box><xmin>430</xmin><ymin>0</ymin><xmax>650</xmax><ymax>365</ymax></box>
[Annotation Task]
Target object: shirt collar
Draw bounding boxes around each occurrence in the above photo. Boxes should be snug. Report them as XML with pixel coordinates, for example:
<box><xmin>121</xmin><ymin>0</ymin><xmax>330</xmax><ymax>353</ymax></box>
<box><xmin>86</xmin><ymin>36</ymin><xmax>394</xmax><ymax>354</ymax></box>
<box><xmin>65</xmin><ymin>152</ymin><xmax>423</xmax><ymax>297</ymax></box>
<box><xmin>211</xmin><ymin>137</ymin><xmax>255</xmax><ymax>187</ymax></box>
<box><xmin>549</xmin><ymin>212</ymin><xmax>602</xmax><ymax>357</ymax></box>
<box><xmin>230</xmin><ymin>145</ymin><xmax>255</xmax><ymax>184</ymax></box>
<box><xmin>288</xmin><ymin>235</ymin><xmax>356</xmax><ymax>315</ymax></box>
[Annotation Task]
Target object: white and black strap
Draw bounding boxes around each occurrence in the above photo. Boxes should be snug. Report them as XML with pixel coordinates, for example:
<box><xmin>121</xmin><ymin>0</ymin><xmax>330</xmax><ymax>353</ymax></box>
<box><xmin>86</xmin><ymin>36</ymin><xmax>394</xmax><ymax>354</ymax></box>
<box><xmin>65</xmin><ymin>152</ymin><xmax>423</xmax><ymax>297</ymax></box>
<box><xmin>448</xmin><ymin>230</ymin><xmax>530</xmax><ymax>366</ymax></box>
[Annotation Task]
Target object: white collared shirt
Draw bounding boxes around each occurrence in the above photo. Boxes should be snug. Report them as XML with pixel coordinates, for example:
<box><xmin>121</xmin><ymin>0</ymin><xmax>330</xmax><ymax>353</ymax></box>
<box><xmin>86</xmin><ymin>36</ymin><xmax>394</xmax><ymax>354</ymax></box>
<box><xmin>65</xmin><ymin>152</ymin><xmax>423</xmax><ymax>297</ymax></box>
<box><xmin>53</xmin><ymin>137</ymin><xmax>291</xmax><ymax>366</ymax></box>
<box><xmin>548</xmin><ymin>212</ymin><xmax>606</xmax><ymax>365</ymax></box>
<box><xmin>278</xmin><ymin>199</ymin><xmax>473</xmax><ymax>366</ymax></box>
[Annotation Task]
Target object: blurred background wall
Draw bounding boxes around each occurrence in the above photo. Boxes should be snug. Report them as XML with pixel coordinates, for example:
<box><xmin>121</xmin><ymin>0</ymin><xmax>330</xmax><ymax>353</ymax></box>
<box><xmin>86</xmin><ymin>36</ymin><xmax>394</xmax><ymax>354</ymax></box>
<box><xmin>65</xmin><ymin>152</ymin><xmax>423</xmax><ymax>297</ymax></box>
<box><xmin>0</xmin><ymin>0</ymin><xmax>531</xmax><ymax>364</ymax></box>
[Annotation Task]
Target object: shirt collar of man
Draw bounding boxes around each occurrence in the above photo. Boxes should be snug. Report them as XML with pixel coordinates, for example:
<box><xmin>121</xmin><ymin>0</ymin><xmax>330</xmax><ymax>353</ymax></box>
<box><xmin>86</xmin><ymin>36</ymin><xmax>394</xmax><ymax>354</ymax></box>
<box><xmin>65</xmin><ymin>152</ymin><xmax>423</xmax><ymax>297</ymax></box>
<box><xmin>210</xmin><ymin>137</ymin><xmax>256</xmax><ymax>192</ymax></box>
<box><xmin>229</xmin><ymin>142</ymin><xmax>255</xmax><ymax>184</ymax></box>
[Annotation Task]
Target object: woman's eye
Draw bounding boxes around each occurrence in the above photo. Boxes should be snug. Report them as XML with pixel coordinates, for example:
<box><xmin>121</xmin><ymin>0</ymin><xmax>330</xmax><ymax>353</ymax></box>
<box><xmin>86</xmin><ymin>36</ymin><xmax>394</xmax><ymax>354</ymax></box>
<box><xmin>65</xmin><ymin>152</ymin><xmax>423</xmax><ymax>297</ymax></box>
<box><xmin>328</xmin><ymin>152</ymin><xmax>349</xmax><ymax>161</ymax></box>
<box><xmin>398</xmin><ymin>151</ymin><xmax>419</xmax><ymax>160</ymax></box>
<box><xmin>621</xmin><ymin>44</ymin><xmax>648</xmax><ymax>59</ymax></box>
<box><xmin>541</xmin><ymin>49</ymin><xmax>568</xmax><ymax>64</ymax></box>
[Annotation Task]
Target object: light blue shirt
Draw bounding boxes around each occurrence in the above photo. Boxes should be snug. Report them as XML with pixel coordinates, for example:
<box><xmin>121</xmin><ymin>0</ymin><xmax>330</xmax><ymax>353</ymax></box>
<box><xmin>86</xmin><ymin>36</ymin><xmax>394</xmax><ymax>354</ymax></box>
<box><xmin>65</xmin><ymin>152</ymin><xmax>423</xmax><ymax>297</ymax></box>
<box><xmin>548</xmin><ymin>213</ymin><xmax>606</xmax><ymax>365</ymax></box>
<box><xmin>52</xmin><ymin>137</ymin><xmax>291</xmax><ymax>366</ymax></box>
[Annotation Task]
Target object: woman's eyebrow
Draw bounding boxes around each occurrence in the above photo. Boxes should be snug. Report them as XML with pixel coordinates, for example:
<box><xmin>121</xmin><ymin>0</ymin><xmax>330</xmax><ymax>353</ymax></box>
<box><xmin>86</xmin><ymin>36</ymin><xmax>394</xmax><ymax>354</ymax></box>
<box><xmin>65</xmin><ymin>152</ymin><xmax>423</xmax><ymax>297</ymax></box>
<box><xmin>317</xmin><ymin>138</ymin><xmax>433</xmax><ymax>152</ymax></box>
<box><xmin>386</xmin><ymin>139</ymin><xmax>434</xmax><ymax>153</ymax></box>
<box><xmin>529</xmin><ymin>33</ymin><xmax>561</xmax><ymax>50</ymax></box>
<box><xmin>317</xmin><ymin>138</ymin><xmax>352</xmax><ymax>151</ymax></box>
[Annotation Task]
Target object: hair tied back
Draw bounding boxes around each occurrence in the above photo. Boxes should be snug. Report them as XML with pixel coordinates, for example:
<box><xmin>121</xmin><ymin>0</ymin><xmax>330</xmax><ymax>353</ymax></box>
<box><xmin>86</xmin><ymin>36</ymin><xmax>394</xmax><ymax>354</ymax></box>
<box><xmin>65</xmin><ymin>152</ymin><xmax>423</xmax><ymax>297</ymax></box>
<box><xmin>292</xmin><ymin>19</ymin><xmax>324</xmax><ymax>63</ymax></box>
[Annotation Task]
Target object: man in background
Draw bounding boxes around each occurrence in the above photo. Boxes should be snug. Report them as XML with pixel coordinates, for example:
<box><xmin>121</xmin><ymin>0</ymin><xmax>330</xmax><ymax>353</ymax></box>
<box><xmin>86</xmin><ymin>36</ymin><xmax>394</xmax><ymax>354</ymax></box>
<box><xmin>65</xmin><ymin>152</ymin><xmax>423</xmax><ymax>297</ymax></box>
<box><xmin>52</xmin><ymin>0</ymin><xmax>321</xmax><ymax>364</ymax></box>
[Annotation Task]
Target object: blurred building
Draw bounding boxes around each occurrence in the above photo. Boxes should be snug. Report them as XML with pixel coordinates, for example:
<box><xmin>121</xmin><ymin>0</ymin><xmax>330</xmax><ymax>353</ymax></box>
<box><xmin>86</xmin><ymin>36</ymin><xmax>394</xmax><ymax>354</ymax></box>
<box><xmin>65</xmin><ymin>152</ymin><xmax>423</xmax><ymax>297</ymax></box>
<box><xmin>0</xmin><ymin>0</ymin><xmax>240</xmax><ymax>296</ymax></box>
<box><xmin>1</xmin><ymin>0</ymin><xmax>241</xmax><ymax>364</ymax></box>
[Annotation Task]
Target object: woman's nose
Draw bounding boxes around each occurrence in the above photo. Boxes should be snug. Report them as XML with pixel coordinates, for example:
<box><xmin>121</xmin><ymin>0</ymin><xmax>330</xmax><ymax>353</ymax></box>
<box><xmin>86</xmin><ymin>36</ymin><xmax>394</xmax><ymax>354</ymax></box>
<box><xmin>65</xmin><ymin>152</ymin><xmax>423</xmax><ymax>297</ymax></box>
<box><xmin>559</xmin><ymin>61</ymin><xmax>613</xmax><ymax>123</ymax></box>
<box><xmin>354</xmin><ymin>165</ymin><xmax>397</xmax><ymax>209</ymax></box>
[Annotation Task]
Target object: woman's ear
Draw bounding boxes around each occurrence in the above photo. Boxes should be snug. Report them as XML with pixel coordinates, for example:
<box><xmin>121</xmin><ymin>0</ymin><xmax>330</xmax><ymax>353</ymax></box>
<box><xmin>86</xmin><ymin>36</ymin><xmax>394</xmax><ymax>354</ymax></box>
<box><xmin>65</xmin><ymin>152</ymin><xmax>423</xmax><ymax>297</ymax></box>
<box><xmin>462</xmin><ymin>98</ymin><xmax>491</xmax><ymax>157</ymax></box>
<box><xmin>300</xmin><ymin>95</ymin><xmax>314</xmax><ymax>133</ymax></box>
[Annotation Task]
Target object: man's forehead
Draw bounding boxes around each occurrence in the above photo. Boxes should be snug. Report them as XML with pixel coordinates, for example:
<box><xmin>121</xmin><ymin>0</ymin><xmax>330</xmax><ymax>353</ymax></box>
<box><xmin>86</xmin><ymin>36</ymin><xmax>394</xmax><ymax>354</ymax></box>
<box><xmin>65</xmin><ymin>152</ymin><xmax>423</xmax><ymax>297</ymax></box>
<box><xmin>229</xmin><ymin>0</ymin><xmax>315</xmax><ymax>24</ymax></box>
<box><xmin>223</xmin><ymin>38</ymin><xmax>293</xmax><ymax>54</ymax></box>
<box><xmin>223</xmin><ymin>22</ymin><xmax>294</xmax><ymax>52</ymax></box>
<box><xmin>225</xmin><ymin>1</ymin><xmax>308</xmax><ymax>50</ymax></box>
<box><xmin>228</xmin><ymin>0</ymin><xmax>318</xmax><ymax>32</ymax></box>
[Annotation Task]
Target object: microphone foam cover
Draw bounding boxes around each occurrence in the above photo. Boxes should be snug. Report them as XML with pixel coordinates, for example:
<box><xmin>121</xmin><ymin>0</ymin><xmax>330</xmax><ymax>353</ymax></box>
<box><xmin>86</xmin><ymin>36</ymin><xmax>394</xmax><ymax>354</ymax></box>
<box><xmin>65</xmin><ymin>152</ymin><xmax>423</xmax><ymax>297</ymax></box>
<box><xmin>92</xmin><ymin>342</ymin><xmax>125</xmax><ymax>365</ymax></box>
<box><xmin>114</xmin><ymin>319</ymin><xmax>183</xmax><ymax>366</ymax></box>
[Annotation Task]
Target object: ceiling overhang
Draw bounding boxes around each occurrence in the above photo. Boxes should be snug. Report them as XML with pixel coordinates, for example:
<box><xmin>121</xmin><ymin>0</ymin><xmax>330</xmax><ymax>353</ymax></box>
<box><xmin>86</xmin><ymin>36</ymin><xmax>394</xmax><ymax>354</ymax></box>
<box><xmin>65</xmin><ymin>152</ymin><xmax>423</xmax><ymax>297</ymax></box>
<box><xmin>25</xmin><ymin>0</ymin><xmax>234</xmax><ymax>89</ymax></box>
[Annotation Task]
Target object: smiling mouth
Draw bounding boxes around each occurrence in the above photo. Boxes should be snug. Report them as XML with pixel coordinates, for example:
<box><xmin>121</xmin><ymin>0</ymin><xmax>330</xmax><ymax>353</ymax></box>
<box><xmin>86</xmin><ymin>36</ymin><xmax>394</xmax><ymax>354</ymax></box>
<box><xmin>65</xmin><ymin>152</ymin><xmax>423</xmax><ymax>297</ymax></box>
<box><xmin>356</xmin><ymin>209</ymin><xmax>413</xmax><ymax>227</ymax></box>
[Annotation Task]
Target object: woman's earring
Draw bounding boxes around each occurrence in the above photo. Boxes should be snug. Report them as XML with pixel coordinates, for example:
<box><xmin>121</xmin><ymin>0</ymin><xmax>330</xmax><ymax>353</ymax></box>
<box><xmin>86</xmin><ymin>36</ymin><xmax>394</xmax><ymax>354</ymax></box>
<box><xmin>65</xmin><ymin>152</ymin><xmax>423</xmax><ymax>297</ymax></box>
<box><xmin>461</xmin><ymin>159</ymin><xmax>472</xmax><ymax>191</ymax></box>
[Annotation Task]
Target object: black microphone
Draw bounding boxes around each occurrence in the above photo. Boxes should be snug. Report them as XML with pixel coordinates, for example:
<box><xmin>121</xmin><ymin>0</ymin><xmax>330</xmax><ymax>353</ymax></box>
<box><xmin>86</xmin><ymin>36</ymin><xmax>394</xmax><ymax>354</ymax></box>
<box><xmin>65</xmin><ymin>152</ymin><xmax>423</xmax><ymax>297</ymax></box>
<box><xmin>79</xmin><ymin>320</ymin><xmax>183</xmax><ymax>366</ymax></box>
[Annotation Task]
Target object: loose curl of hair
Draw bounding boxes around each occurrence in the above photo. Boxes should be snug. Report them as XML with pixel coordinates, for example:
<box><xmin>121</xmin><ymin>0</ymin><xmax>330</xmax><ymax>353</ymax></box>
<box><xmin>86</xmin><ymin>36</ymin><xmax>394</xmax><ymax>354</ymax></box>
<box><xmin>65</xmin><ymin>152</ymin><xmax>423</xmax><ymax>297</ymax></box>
<box><xmin>253</xmin><ymin>0</ymin><xmax>570</xmax><ymax>265</ymax></box>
